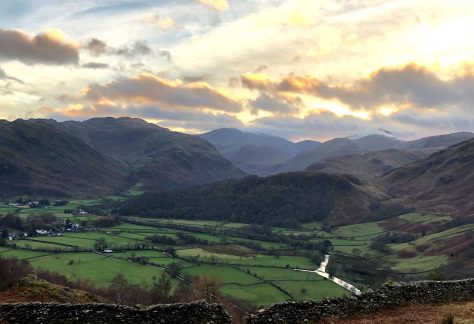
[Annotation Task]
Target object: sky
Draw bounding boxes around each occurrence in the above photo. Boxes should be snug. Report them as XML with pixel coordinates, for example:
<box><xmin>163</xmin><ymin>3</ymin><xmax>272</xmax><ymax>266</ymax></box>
<box><xmin>1</xmin><ymin>0</ymin><xmax>474</xmax><ymax>141</ymax></box>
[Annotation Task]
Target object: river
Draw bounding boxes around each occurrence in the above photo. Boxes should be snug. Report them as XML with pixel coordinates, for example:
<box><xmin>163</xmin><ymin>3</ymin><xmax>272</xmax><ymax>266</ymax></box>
<box><xmin>295</xmin><ymin>254</ymin><xmax>362</xmax><ymax>295</ymax></box>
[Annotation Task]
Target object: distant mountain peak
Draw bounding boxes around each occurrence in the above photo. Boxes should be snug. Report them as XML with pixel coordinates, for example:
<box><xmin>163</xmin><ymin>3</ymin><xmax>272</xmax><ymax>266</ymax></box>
<box><xmin>200</xmin><ymin>128</ymin><xmax>320</xmax><ymax>175</ymax></box>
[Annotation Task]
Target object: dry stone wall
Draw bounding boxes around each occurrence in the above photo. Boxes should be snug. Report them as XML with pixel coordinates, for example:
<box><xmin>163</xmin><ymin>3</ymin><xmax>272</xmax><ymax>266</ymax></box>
<box><xmin>247</xmin><ymin>279</ymin><xmax>474</xmax><ymax>323</ymax></box>
<box><xmin>1</xmin><ymin>279</ymin><xmax>473</xmax><ymax>324</ymax></box>
<box><xmin>0</xmin><ymin>300</ymin><xmax>231</xmax><ymax>324</ymax></box>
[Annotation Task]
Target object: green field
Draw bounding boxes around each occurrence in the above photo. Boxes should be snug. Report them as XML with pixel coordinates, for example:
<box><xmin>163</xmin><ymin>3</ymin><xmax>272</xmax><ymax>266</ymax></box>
<box><xmin>3</xmin><ymin>201</ymin><xmax>467</xmax><ymax>308</ymax></box>
<box><xmin>29</xmin><ymin>252</ymin><xmax>171</xmax><ymax>287</ymax></box>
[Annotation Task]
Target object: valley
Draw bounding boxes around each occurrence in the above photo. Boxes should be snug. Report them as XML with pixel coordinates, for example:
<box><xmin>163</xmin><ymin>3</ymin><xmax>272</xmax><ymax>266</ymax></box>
<box><xmin>1</xmin><ymin>194</ymin><xmax>470</xmax><ymax>310</ymax></box>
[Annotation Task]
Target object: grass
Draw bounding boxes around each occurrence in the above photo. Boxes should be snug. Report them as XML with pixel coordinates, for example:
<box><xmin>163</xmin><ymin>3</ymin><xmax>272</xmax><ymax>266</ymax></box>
<box><xmin>12</xmin><ymin>240</ymin><xmax>76</xmax><ymax>251</ymax></box>
<box><xmin>277</xmin><ymin>279</ymin><xmax>349</xmax><ymax>300</ymax></box>
<box><xmin>333</xmin><ymin>221</ymin><xmax>384</xmax><ymax>238</ymax></box>
<box><xmin>183</xmin><ymin>265</ymin><xmax>261</xmax><ymax>285</ymax></box>
<box><xmin>399</xmin><ymin>213</ymin><xmax>452</xmax><ymax>224</ymax></box>
<box><xmin>5</xmin><ymin>194</ymin><xmax>462</xmax><ymax>308</ymax></box>
<box><xmin>0</xmin><ymin>249</ymin><xmax>54</xmax><ymax>260</ymax></box>
<box><xmin>242</xmin><ymin>267</ymin><xmax>322</xmax><ymax>281</ymax></box>
<box><xmin>177</xmin><ymin>248</ymin><xmax>316</xmax><ymax>268</ymax></box>
<box><xmin>222</xmin><ymin>283</ymin><xmax>290</xmax><ymax>306</ymax></box>
<box><xmin>29</xmin><ymin>252</ymin><xmax>172</xmax><ymax>287</ymax></box>
<box><xmin>387</xmin><ymin>255</ymin><xmax>449</xmax><ymax>273</ymax></box>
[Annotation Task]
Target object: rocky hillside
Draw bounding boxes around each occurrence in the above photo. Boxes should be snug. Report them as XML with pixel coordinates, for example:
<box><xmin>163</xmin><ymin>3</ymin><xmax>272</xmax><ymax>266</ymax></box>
<box><xmin>379</xmin><ymin>139</ymin><xmax>474</xmax><ymax>215</ymax></box>
<box><xmin>397</xmin><ymin>132</ymin><xmax>474</xmax><ymax>150</ymax></box>
<box><xmin>0</xmin><ymin>119</ymin><xmax>128</xmax><ymax>198</ymax></box>
<box><xmin>0</xmin><ymin>275</ymin><xmax>103</xmax><ymax>304</ymax></box>
<box><xmin>268</xmin><ymin>133</ymin><xmax>474</xmax><ymax>174</ymax></box>
<box><xmin>307</xmin><ymin>149</ymin><xmax>428</xmax><ymax>180</ymax></box>
<box><xmin>63</xmin><ymin>118</ymin><xmax>245</xmax><ymax>191</ymax></box>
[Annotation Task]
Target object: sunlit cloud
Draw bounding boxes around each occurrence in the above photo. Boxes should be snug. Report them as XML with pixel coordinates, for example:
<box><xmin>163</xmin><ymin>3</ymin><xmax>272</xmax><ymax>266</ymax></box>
<box><xmin>1</xmin><ymin>0</ymin><xmax>474</xmax><ymax>140</ymax></box>
<box><xmin>196</xmin><ymin>0</ymin><xmax>229</xmax><ymax>11</ymax></box>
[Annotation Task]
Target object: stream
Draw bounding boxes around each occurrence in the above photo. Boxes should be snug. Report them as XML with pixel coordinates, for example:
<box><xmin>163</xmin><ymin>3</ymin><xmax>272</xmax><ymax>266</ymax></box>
<box><xmin>295</xmin><ymin>254</ymin><xmax>362</xmax><ymax>295</ymax></box>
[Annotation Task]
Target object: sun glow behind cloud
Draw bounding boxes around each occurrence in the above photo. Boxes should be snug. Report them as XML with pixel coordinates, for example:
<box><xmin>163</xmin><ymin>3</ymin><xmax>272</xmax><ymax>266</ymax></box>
<box><xmin>1</xmin><ymin>0</ymin><xmax>474</xmax><ymax>140</ymax></box>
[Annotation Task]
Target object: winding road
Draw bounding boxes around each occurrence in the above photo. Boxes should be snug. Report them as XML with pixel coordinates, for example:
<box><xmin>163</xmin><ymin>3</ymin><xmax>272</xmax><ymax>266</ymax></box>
<box><xmin>295</xmin><ymin>254</ymin><xmax>362</xmax><ymax>295</ymax></box>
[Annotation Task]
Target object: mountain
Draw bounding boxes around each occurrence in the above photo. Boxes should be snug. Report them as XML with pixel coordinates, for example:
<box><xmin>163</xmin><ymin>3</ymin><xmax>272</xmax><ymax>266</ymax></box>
<box><xmin>397</xmin><ymin>132</ymin><xmax>474</xmax><ymax>150</ymax></box>
<box><xmin>276</xmin><ymin>138</ymin><xmax>362</xmax><ymax>172</ymax></box>
<box><xmin>272</xmin><ymin>133</ymin><xmax>474</xmax><ymax>174</ymax></box>
<box><xmin>63</xmin><ymin>118</ymin><xmax>245</xmax><ymax>191</ymax></box>
<box><xmin>0</xmin><ymin>119</ymin><xmax>128</xmax><ymax>198</ymax></box>
<box><xmin>223</xmin><ymin>145</ymin><xmax>292</xmax><ymax>175</ymax></box>
<box><xmin>352</xmin><ymin>135</ymin><xmax>404</xmax><ymax>151</ymax></box>
<box><xmin>307</xmin><ymin>149</ymin><xmax>429</xmax><ymax>180</ymax></box>
<box><xmin>200</xmin><ymin>128</ymin><xmax>320</xmax><ymax>175</ymax></box>
<box><xmin>379</xmin><ymin>139</ymin><xmax>474</xmax><ymax>215</ymax></box>
<box><xmin>294</xmin><ymin>140</ymin><xmax>321</xmax><ymax>152</ymax></box>
<box><xmin>119</xmin><ymin>172</ymin><xmax>385</xmax><ymax>226</ymax></box>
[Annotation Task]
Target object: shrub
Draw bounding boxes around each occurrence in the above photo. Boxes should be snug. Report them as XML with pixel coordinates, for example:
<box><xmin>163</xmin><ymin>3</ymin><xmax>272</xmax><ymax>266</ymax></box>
<box><xmin>441</xmin><ymin>313</ymin><xmax>455</xmax><ymax>324</ymax></box>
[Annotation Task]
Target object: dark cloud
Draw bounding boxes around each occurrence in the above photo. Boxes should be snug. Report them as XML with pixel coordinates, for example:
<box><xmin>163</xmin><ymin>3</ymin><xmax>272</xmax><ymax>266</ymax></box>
<box><xmin>249</xmin><ymin>110</ymin><xmax>366</xmax><ymax>140</ymax></box>
<box><xmin>84</xmin><ymin>38</ymin><xmax>152</xmax><ymax>57</ymax></box>
<box><xmin>160</xmin><ymin>50</ymin><xmax>172</xmax><ymax>62</ymax></box>
<box><xmin>115</xmin><ymin>41</ymin><xmax>152</xmax><ymax>57</ymax></box>
<box><xmin>249</xmin><ymin>93</ymin><xmax>299</xmax><ymax>115</ymax></box>
<box><xmin>81</xmin><ymin>62</ymin><xmax>109</xmax><ymax>69</ymax></box>
<box><xmin>84</xmin><ymin>74</ymin><xmax>242</xmax><ymax>112</ymax></box>
<box><xmin>85</xmin><ymin>38</ymin><xmax>107</xmax><ymax>56</ymax></box>
<box><xmin>0</xmin><ymin>29</ymin><xmax>79</xmax><ymax>65</ymax></box>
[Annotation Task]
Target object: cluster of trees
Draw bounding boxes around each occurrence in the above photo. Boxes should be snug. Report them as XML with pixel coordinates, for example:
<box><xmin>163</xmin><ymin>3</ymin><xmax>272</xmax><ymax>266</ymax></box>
<box><xmin>94</xmin><ymin>216</ymin><xmax>121</xmax><ymax>228</ymax></box>
<box><xmin>149</xmin><ymin>235</ymin><xmax>177</xmax><ymax>245</ymax></box>
<box><xmin>177</xmin><ymin>233</ymin><xmax>209</xmax><ymax>245</ymax></box>
<box><xmin>0</xmin><ymin>213</ymin><xmax>60</xmax><ymax>235</ymax></box>
<box><xmin>326</xmin><ymin>254</ymin><xmax>390</xmax><ymax>287</ymax></box>
<box><xmin>119</xmin><ymin>173</ymin><xmax>352</xmax><ymax>226</ymax></box>
<box><xmin>370</xmin><ymin>232</ymin><xmax>416</xmax><ymax>254</ymax></box>
<box><xmin>0</xmin><ymin>257</ymin><xmax>32</xmax><ymax>291</ymax></box>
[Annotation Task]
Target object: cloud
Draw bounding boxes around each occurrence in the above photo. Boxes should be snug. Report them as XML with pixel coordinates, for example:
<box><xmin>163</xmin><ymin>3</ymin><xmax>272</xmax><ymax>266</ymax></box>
<box><xmin>84</xmin><ymin>74</ymin><xmax>242</xmax><ymax>112</ymax></box>
<box><xmin>249</xmin><ymin>93</ymin><xmax>300</xmax><ymax>115</ymax></box>
<box><xmin>0</xmin><ymin>29</ymin><xmax>79</xmax><ymax>65</ymax></box>
<box><xmin>115</xmin><ymin>41</ymin><xmax>152</xmax><ymax>57</ymax></box>
<box><xmin>242</xmin><ymin>64</ymin><xmax>474</xmax><ymax>112</ymax></box>
<box><xmin>160</xmin><ymin>50</ymin><xmax>172</xmax><ymax>63</ymax></box>
<box><xmin>84</xmin><ymin>38</ymin><xmax>152</xmax><ymax>57</ymax></box>
<box><xmin>0</xmin><ymin>66</ymin><xmax>24</xmax><ymax>84</ymax></box>
<box><xmin>249</xmin><ymin>110</ymin><xmax>370</xmax><ymax>141</ymax></box>
<box><xmin>196</xmin><ymin>0</ymin><xmax>229</xmax><ymax>11</ymax></box>
<box><xmin>85</xmin><ymin>38</ymin><xmax>107</xmax><ymax>56</ymax></box>
<box><xmin>43</xmin><ymin>102</ymin><xmax>244</xmax><ymax>133</ymax></box>
<box><xmin>81</xmin><ymin>62</ymin><xmax>109</xmax><ymax>69</ymax></box>
<box><xmin>143</xmin><ymin>14</ymin><xmax>177</xmax><ymax>30</ymax></box>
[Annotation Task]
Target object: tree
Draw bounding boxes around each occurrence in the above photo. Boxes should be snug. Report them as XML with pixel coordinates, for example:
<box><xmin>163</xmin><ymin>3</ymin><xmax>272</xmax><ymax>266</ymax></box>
<box><xmin>150</xmin><ymin>273</ymin><xmax>173</xmax><ymax>303</ymax></box>
<box><xmin>427</xmin><ymin>269</ymin><xmax>445</xmax><ymax>281</ymax></box>
<box><xmin>165</xmin><ymin>247</ymin><xmax>176</xmax><ymax>257</ymax></box>
<box><xmin>94</xmin><ymin>237</ymin><xmax>108</xmax><ymax>251</ymax></box>
<box><xmin>110</xmin><ymin>273</ymin><xmax>128</xmax><ymax>304</ymax></box>
<box><xmin>167</xmin><ymin>263</ymin><xmax>181</xmax><ymax>277</ymax></box>
<box><xmin>352</xmin><ymin>248</ymin><xmax>362</xmax><ymax>257</ymax></box>
<box><xmin>192</xmin><ymin>274</ymin><xmax>222</xmax><ymax>303</ymax></box>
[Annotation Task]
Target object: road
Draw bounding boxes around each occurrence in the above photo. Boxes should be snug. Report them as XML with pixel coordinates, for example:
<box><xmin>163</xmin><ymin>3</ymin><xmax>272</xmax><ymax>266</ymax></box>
<box><xmin>295</xmin><ymin>254</ymin><xmax>362</xmax><ymax>295</ymax></box>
